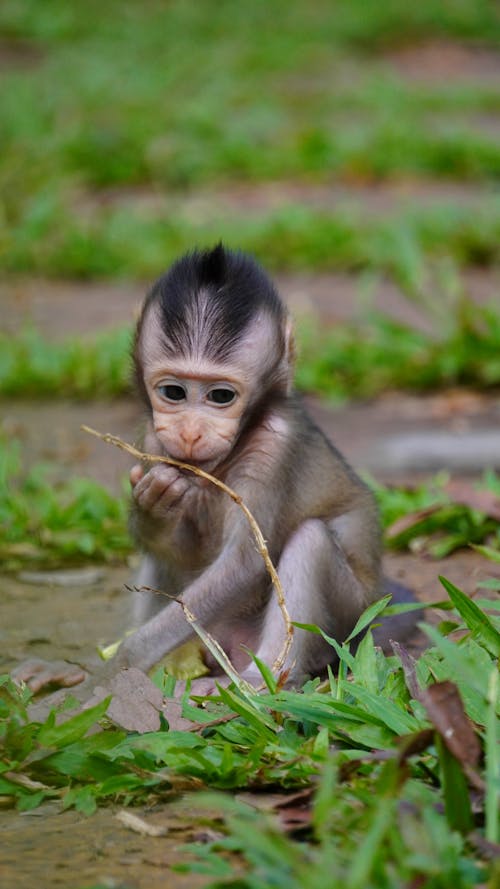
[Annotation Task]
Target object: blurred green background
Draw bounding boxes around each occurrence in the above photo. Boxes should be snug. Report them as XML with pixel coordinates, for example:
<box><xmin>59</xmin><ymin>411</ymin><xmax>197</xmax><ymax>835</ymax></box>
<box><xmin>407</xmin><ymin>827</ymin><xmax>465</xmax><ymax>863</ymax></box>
<box><xmin>0</xmin><ymin>0</ymin><xmax>499</xmax><ymax>279</ymax></box>
<box><xmin>1</xmin><ymin>0</ymin><xmax>500</xmax><ymax>401</ymax></box>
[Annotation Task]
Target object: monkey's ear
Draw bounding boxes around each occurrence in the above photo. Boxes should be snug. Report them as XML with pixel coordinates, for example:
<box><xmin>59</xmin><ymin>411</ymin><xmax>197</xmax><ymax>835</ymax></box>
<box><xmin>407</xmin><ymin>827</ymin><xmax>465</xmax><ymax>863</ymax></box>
<box><xmin>283</xmin><ymin>317</ymin><xmax>296</xmax><ymax>393</ymax></box>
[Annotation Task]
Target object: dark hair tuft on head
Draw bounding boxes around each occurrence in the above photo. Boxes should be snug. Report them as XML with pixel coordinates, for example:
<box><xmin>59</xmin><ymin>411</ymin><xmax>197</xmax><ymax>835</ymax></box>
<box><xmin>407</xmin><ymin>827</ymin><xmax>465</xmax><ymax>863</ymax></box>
<box><xmin>141</xmin><ymin>244</ymin><xmax>285</xmax><ymax>362</ymax></box>
<box><xmin>198</xmin><ymin>242</ymin><xmax>227</xmax><ymax>288</ymax></box>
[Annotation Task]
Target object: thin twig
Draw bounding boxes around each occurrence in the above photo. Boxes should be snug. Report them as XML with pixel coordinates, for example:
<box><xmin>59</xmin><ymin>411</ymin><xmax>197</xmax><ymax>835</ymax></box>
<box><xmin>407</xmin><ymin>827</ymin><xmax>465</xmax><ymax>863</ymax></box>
<box><xmin>129</xmin><ymin>583</ymin><xmax>255</xmax><ymax>695</ymax></box>
<box><xmin>81</xmin><ymin>425</ymin><xmax>293</xmax><ymax>675</ymax></box>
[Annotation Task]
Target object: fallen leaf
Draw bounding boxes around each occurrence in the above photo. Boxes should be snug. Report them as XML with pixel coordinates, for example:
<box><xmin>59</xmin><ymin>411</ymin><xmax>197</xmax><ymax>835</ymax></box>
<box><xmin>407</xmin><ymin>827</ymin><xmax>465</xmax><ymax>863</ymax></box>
<box><xmin>386</xmin><ymin>505</ymin><xmax>441</xmax><ymax>540</ymax></box>
<box><xmin>391</xmin><ymin>641</ymin><xmax>421</xmax><ymax>699</ymax></box>
<box><xmin>3</xmin><ymin>772</ymin><xmax>51</xmax><ymax>792</ymax></box>
<box><xmin>158</xmin><ymin>639</ymin><xmax>208</xmax><ymax>680</ymax></box>
<box><xmin>89</xmin><ymin>667</ymin><xmax>164</xmax><ymax>733</ymax></box>
<box><xmin>237</xmin><ymin>788</ymin><xmax>315</xmax><ymax>834</ymax></box>
<box><xmin>419</xmin><ymin>680</ymin><xmax>483</xmax><ymax>789</ymax></box>
<box><xmin>445</xmin><ymin>481</ymin><xmax>500</xmax><ymax>521</ymax></box>
<box><xmin>162</xmin><ymin>698</ymin><xmax>199</xmax><ymax>732</ymax></box>
<box><xmin>394</xmin><ymin>729</ymin><xmax>435</xmax><ymax>759</ymax></box>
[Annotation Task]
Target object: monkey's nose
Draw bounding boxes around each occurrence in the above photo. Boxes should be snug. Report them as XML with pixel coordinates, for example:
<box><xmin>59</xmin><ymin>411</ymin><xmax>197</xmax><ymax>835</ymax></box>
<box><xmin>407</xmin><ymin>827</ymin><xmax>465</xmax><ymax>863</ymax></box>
<box><xmin>179</xmin><ymin>427</ymin><xmax>203</xmax><ymax>455</ymax></box>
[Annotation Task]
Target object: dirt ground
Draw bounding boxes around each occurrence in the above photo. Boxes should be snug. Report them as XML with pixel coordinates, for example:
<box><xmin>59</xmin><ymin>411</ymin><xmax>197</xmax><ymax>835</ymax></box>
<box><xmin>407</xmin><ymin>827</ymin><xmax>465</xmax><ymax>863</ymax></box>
<box><xmin>0</xmin><ymin>801</ymin><xmax>213</xmax><ymax>889</ymax></box>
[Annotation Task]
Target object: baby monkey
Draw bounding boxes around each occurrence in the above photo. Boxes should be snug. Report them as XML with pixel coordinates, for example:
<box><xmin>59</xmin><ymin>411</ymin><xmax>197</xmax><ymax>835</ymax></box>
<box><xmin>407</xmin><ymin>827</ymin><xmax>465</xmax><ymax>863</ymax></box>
<box><xmin>124</xmin><ymin>243</ymin><xmax>386</xmax><ymax>690</ymax></box>
<box><xmin>16</xmin><ymin>245</ymin><xmax>412</xmax><ymax>696</ymax></box>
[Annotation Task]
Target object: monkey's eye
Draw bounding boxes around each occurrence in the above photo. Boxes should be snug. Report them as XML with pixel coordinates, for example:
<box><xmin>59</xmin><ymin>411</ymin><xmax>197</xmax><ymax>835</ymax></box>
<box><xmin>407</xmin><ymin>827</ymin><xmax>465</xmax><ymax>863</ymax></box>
<box><xmin>207</xmin><ymin>387</ymin><xmax>236</xmax><ymax>406</ymax></box>
<box><xmin>158</xmin><ymin>384</ymin><xmax>187</xmax><ymax>402</ymax></box>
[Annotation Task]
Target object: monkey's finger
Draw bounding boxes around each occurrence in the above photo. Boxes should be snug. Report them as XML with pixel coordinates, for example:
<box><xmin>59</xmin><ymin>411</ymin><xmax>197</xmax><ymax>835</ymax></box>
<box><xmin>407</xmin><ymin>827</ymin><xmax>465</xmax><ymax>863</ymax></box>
<box><xmin>133</xmin><ymin>464</ymin><xmax>179</xmax><ymax>497</ymax></box>
<box><xmin>135</xmin><ymin>467</ymin><xmax>188</xmax><ymax>511</ymax></box>
<box><xmin>130</xmin><ymin>464</ymin><xmax>144</xmax><ymax>487</ymax></box>
<box><xmin>172</xmin><ymin>675</ymin><xmax>228</xmax><ymax>702</ymax></box>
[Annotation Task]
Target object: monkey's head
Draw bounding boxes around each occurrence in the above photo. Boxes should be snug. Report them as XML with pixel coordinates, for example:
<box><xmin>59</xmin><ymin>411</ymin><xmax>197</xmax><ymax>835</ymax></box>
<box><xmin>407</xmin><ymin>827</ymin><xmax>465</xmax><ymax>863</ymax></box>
<box><xmin>134</xmin><ymin>244</ymin><xmax>293</xmax><ymax>470</ymax></box>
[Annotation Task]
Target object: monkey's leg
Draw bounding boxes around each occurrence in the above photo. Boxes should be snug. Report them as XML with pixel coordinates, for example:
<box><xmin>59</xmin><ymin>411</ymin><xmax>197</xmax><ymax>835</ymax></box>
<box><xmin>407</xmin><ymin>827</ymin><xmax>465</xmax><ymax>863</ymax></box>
<box><xmin>131</xmin><ymin>554</ymin><xmax>173</xmax><ymax>625</ymax></box>
<box><xmin>241</xmin><ymin>518</ymin><xmax>372</xmax><ymax>687</ymax></box>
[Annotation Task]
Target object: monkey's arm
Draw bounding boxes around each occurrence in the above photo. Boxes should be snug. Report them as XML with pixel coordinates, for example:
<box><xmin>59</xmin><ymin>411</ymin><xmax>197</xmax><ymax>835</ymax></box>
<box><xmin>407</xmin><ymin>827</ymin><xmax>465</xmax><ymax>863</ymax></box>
<box><xmin>113</xmin><ymin>513</ymin><xmax>272</xmax><ymax>674</ymax></box>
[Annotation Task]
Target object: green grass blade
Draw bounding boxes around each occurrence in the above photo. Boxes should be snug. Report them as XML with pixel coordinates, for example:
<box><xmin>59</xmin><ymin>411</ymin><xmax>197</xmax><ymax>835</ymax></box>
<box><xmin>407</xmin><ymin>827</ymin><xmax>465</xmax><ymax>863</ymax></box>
<box><xmin>439</xmin><ymin>575</ymin><xmax>500</xmax><ymax>657</ymax></box>
<box><xmin>344</xmin><ymin>594</ymin><xmax>392</xmax><ymax>643</ymax></box>
<box><xmin>485</xmin><ymin>669</ymin><xmax>500</xmax><ymax>844</ymax></box>
<box><xmin>346</xmin><ymin>763</ymin><xmax>398</xmax><ymax>888</ymax></box>
<box><xmin>471</xmin><ymin>545</ymin><xmax>500</xmax><ymax>563</ymax></box>
<box><xmin>435</xmin><ymin>734</ymin><xmax>473</xmax><ymax>835</ymax></box>
<box><xmin>343</xmin><ymin>683</ymin><xmax>419</xmax><ymax>735</ymax></box>
<box><xmin>37</xmin><ymin>698</ymin><xmax>111</xmax><ymax>748</ymax></box>
<box><xmin>216</xmin><ymin>686</ymin><xmax>277</xmax><ymax>737</ymax></box>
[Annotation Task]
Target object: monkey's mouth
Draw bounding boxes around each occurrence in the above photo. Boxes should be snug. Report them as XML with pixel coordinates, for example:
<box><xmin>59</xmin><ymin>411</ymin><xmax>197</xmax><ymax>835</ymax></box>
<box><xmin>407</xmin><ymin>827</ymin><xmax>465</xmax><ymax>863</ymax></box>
<box><xmin>176</xmin><ymin>455</ymin><xmax>220</xmax><ymax>474</ymax></box>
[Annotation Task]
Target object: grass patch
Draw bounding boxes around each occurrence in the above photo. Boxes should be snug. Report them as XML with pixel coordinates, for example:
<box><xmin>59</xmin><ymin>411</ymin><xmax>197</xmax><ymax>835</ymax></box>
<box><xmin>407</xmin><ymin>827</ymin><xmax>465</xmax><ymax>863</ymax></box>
<box><xmin>4</xmin><ymin>298</ymin><xmax>500</xmax><ymax>401</ymax></box>
<box><xmin>2</xmin><ymin>0</ymin><xmax>498</xmax><ymax>48</ymax></box>
<box><xmin>4</xmin><ymin>192</ymin><xmax>500</xmax><ymax>280</ymax></box>
<box><xmin>297</xmin><ymin>300</ymin><xmax>500</xmax><ymax>398</ymax></box>
<box><xmin>0</xmin><ymin>327</ymin><xmax>132</xmax><ymax>398</ymax></box>
<box><xmin>1</xmin><ymin>1</ymin><xmax>500</xmax><ymax>276</ymax></box>
<box><xmin>1</xmin><ymin>434</ymin><xmax>499</xmax><ymax>570</ymax></box>
<box><xmin>1</xmin><ymin>582</ymin><xmax>499</xmax><ymax>885</ymax></box>
<box><xmin>374</xmin><ymin>471</ymin><xmax>500</xmax><ymax>558</ymax></box>
<box><xmin>0</xmin><ymin>436</ymin><xmax>132</xmax><ymax>571</ymax></box>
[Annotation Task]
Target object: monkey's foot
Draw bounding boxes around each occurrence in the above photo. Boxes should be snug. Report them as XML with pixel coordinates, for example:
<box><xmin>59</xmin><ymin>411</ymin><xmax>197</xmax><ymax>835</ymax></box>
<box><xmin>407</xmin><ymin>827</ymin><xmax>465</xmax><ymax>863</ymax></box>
<box><xmin>170</xmin><ymin>674</ymin><xmax>229</xmax><ymax>700</ymax></box>
<box><xmin>173</xmin><ymin>671</ymin><xmax>266</xmax><ymax>701</ymax></box>
<box><xmin>11</xmin><ymin>658</ymin><xmax>87</xmax><ymax>694</ymax></box>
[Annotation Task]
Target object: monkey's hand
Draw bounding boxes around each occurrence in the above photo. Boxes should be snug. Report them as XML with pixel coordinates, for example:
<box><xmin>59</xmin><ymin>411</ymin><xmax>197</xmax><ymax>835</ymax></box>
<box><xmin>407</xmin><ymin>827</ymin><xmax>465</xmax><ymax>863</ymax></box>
<box><xmin>130</xmin><ymin>463</ymin><xmax>190</xmax><ymax>518</ymax></box>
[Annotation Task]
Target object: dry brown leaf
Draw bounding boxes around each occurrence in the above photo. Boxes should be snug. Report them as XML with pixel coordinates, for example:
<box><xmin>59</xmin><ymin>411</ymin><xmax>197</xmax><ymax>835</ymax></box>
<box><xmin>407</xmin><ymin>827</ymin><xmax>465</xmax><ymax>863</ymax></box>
<box><xmin>391</xmin><ymin>641</ymin><xmax>421</xmax><ymax>700</ymax></box>
<box><xmin>386</xmin><ymin>505</ymin><xmax>441</xmax><ymax>540</ymax></box>
<box><xmin>162</xmin><ymin>698</ymin><xmax>199</xmax><ymax>732</ymax></box>
<box><xmin>444</xmin><ymin>480</ymin><xmax>500</xmax><ymax>521</ymax></box>
<box><xmin>419</xmin><ymin>680</ymin><xmax>483</xmax><ymax>789</ymax></box>
<box><xmin>88</xmin><ymin>667</ymin><xmax>163</xmax><ymax>733</ymax></box>
<box><xmin>387</xmin><ymin>479</ymin><xmax>500</xmax><ymax>543</ymax></box>
<box><xmin>237</xmin><ymin>788</ymin><xmax>315</xmax><ymax>834</ymax></box>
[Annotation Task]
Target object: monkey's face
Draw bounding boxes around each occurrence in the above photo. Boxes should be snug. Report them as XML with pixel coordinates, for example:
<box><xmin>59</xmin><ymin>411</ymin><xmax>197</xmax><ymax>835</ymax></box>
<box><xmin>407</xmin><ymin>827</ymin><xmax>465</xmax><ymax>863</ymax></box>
<box><xmin>137</xmin><ymin>300</ymin><xmax>292</xmax><ymax>470</ymax></box>
<box><xmin>144</xmin><ymin>357</ymin><xmax>248</xmax><ymax>470</ymax></box>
